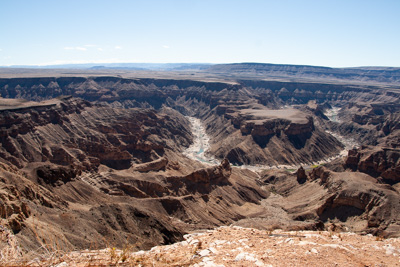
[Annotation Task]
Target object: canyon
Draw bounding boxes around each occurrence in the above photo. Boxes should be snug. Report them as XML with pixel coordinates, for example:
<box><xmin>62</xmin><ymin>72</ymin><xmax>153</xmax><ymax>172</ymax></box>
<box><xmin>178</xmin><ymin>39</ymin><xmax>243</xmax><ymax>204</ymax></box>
<box><xmin>0</xmin><ymin>63</ymin><xmax>399</xmax><ymax>264</ymax></box>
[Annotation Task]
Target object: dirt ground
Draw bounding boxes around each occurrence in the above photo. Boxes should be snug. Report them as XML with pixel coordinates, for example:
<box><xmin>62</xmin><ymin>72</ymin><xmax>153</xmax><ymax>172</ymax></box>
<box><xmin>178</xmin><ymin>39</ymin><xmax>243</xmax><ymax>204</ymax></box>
<box><xmin>5</xmin><ymin>225</ymin><xmax>398</xmax><ymax>266</ymax></box>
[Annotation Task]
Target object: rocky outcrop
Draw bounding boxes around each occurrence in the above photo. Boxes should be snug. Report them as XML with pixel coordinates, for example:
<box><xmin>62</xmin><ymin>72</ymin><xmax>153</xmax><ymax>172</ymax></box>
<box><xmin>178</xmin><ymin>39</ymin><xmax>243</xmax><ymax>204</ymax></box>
<box><xmin>345</xmin><ymin>149</ymin><xmax>361</xmax><ymax>170</ymax></box>
<box><xmin>240</xmin><ymin>119</ymin><xmax>290</xmax><ymax>136</ymax></box>
<box><xmin>0</xmin><ymin>162</ymin><xmax>69</xmax><ymax>234</ymax></box>
<box><xmin>0</xmin><ymin>191</ymin><xmax>30</xmax><ymax>234</ymax></box>
<box><xmin>308</xmin><ymin>166</ymin><xmax>331</xmax><ymax>184</ymax></box>
<box><xmin>331</xmin><ymin>102</ymin><xmax>400</xmax><ymax>147</ymax></box>
<box><xmin>259</xmin><ymin>166</ymin><xmax>400</xmax><ymax>237</ymax></box>
<box><xmin>167</xmin><ymin>159</ymin><xmax>232</xmax><ymax>195</ymax></box>
<box><xmin>284</xmin><ymin>118</ymin><xmax>314</xmax><ymax>135</ymax></box>
<box><xmin>35</xmin><ymin>164</ymin><xmax>80</xmax><ymax>185</ymax></box>
<box><xmin>345</xmin><ymin>147</ymin><xmax>400</xmax><ymax>184</ymax></box>
<box><xmin>296</xmin><ymin>166</ymin><xmax>307</xmax><ymax>184</ymax></box>
<box><xmin>313</xmin><ymin>171</ymin><xmax>399</xmax><ymax>234</ymax></box>
<box><xmin>131</xmin><ymin>157</ymin><xmax>168</xmax><ymax>172</ymax></box>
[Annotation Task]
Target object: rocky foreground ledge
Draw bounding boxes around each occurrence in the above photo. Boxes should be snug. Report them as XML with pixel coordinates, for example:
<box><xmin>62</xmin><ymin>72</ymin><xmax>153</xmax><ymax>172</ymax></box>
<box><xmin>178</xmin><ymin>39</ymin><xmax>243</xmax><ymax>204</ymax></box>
<box><xmin>4</xmin><ymin>226</ymin><xmax>399</xmax><ymax>266</ymax></box>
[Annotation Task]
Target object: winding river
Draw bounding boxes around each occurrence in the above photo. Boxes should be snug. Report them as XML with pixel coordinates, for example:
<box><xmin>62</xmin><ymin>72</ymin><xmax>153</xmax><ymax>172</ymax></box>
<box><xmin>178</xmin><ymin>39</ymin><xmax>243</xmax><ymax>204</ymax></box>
<box><xmin>183</xmin><ymin>117</ymin><xmax>219</xmax><ymax>165</ymax></box>
<box><xmin>325</xmin><ymin>106</ymin><xmax>341</xmax><ymax>122</ymax></box>
<box><xmin>325</xmin><ymin>106</ymin><xmax>359</xmax><ymax>150</ymax></box>
<box><xmin>184</xmin><ymin>109</ymin><xmax>358</xmax><ymax>171</ymax></box>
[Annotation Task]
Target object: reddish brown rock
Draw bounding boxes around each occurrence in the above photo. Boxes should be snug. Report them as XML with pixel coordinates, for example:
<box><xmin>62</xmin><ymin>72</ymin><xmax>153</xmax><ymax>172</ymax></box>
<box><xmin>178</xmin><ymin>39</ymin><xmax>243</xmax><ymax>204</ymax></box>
<box><xmin>296</xmin><ymin>166</ymin><xmax>307</xmax><ymax>184</ymax></box>
<box><xmin>345</xmin><ymin>147</ymin><xmax>400</xmax><ymax>184</ymax></box>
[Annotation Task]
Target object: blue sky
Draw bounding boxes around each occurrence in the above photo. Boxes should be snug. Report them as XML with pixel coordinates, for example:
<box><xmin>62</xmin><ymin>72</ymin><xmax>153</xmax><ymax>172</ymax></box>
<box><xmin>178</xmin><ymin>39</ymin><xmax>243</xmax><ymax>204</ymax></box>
<box><xmin>1</xmin><ymin>0</ymin><xmax>399</xmax><ymax>67</ymax></box>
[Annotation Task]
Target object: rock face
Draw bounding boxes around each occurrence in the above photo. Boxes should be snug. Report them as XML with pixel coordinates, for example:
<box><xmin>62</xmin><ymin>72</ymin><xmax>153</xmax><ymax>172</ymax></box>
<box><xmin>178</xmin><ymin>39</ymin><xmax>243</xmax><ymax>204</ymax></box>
<box><xmin>1</xmin><ymin>75</ymin><xmax>399</xmax><ymax>109</ymax></box>
<box><xmin>203</xmin><ymin>107</ymin><xmax>343</xmax><ymax>166</ymax></box>
<box><xmin>330</xmin><ymin>102</ymin><xmax>400</xmax><ymax>147</ymax></box>
<box><xmin>36</xmin><ymin>165</ymin><xmax>79</xmax><ymax>185</ymax></box>
<box><xmin>167</xmin><ymin>158</ymin><xmax>232</xmax><ymax>195</ymax></box>
<box><xmin>131</xmin><ymin>157</ymin><xmax>169</xmax><ymax>172</ymax></box>
<box><xmin>0</xmin><ymin>162</ymin><xmax>64</xmax><ymax>234</ymax></box>
<box><xmin>0</xmin><ymin>97</ymin><xmax>192</xmax><ymax>171</ymax></box>
<box><xmin>345</xmin><ymin>147</ymin><xmax>400</xmax><ymax>184</ymax></box>
<box><xmin>296</xmin><ymin>166</ymin><xmax>307</xmax><ymax>184</ymax></box>
<box><xmin>238</xmin><ymin>117</ymin><xmax>314</xmax><ymax>141</ymax></box>
<box><xmin>258</xmin><ymin>166</ymin><xmax>400</xmax><ymax>237</ymax></box>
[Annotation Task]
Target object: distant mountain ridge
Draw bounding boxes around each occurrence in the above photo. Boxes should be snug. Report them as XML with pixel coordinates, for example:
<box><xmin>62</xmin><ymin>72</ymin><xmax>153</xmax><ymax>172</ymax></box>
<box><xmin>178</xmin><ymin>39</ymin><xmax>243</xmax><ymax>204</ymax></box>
<box><xmin>209</xmin><ymin>62</ymin><xmax>400</xmax><ymax>73</ymax></box>
<box><xmin>2</xmin><ymin>62</ymin><xmax>400</xmax><ymax>71</ymax></box>
<box><xmin>208</xmin><ymin>62</ymin><xmax>400</xmax><ymax>85</ymax></box>
<box><xmin>2</xmin><ymin>62</ymin><xmax>400</xmax><ymax>85</ymax></box>
<box><xmin>0</xmin><ymin>63</ymin><xmax>213</xmax><ymax>71</ymax></box>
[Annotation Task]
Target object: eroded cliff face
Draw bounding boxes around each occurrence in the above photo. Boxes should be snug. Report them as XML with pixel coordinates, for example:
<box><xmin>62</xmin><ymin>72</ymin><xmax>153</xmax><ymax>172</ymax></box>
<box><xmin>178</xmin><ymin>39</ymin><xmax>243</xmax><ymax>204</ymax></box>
<box><xmin>346</xmin><ymin>147</ymin><xmax>400</xmax><ymax>184</ymax></box>
<box><xmin>256</xmin><ymin>166</ymin><xmax>400</xmax><ymax>237</ymax></box>
<box><xmin>327</xmin><ymin>102</ymin><xmax>400</xmax><ymax>147</ymax></box>
<box><xmin>201</xmin><ymin>104</ymin><xmax>343</xmax><ymax>166</ymax></box>
<box><xmin>1</xmin><ymin>76</ymin><xmax>399</xmax><ymax>108</ymax></box>
<box><xmin>0</xmin><ymin>77</ymin><xmax>240</xmax><ymax>109</ymax></box>
<box><xmin>0</xmin><ymin>97</ymin><xmax>192</xmax><ymax>171</ymax></box>
<box><xmin>1</xmin><ymin>76</ymin><xmax>398</xmax><ymax>167</ymax></box>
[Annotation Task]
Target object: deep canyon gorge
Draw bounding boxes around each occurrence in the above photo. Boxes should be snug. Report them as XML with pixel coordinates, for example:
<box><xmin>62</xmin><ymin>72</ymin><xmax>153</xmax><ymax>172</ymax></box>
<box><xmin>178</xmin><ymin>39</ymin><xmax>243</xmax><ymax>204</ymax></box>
<box><xmin>0</xmin><ymin>63</ymin><xmax>399</xmax><ymax>263</ymax></box>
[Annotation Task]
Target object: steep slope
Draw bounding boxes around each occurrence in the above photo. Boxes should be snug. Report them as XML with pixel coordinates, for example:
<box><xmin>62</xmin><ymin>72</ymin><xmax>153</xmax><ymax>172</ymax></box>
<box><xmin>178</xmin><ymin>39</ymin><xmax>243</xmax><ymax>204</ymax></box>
<box><xmin>257</xmin><ymin>166</ymin><xmax>400</xmax><ymax>237</ymax></box>
<box><xmin>0</xmin><ymin>97</ymin><xmax>271</xmax><ymax>253</ymax></box>
<box><xmin>0</xmin><ymin>97</ymin><xmax>191</xmax><ymax>170</ymax></box>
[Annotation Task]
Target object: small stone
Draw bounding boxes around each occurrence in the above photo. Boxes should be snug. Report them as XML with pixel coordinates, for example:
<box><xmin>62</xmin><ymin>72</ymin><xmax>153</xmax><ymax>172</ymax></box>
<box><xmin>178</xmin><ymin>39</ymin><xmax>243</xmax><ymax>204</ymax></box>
<box><xmin>235</xmin><ymin>252</ymin><xmax>258</xmax><ymax>262</ymax></box>
<box><xmin>202</xmin><ymin>256</ymin><xmax>212</xmax><ymax>262</ymax></box>
<box><xmin>385</xmin><ymin>244</ymin><xmax>396</xmax><ymax>255</ymax></box>
<box><xmin>190</xmin><ymin>239</ymin><xmax>200</xmax><ymax>245</ymax></box>
<box><xmin>285</xmin><ymin>238</ymin><xmax>294</xmax><ymax>244</ymax></box>
<box><xmin>199</xmin><ymin>249</ymin><xmax>211</xmax><ymax>257</ymax></box>
<box><xmin>209</xmin><ymin>247</ymin><xmax>218</xmax><ymax>254</ymax></box>
<box><xmin>203</xmin><ymin>262</ymin><xmax>225</xmax><ymax>267</ymax></box>
<box><xmin>255</xmin><ymin>259</ymin><xmax>266</xmax><ymax>266</ymax></box>
<box><xmin>311</xmin><ymin>248</ymin><xmax>319</xmax><ymax>254</ymax></box>
<box><xmin>235</xmin><ymin>252</ymin><xmax>247</xmax><ymax>261</ymax></box>
<box><xmin>214</xmin><ymin>240</ymin><xmax>227</xmax><ymax>245</ymax></box>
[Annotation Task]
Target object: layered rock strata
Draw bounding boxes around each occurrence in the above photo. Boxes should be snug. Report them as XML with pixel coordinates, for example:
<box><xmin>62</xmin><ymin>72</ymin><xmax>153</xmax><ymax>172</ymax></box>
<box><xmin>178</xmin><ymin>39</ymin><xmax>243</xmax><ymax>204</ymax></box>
<box><xmin>204</xmin><ymin>104</ymin><xmax>343</xmax><ymax>166</ymax></box>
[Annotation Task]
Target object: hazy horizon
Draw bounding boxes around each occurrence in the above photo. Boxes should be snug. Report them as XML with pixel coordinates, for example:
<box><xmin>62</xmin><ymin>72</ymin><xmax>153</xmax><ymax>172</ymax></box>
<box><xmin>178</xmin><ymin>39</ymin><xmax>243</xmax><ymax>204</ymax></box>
<box><xmin>2</xmin><ymin>62</ymin><xmax>400</xmax><ymax>70</ymax></box>
<box><xmin>1</xmin><ymin>0</ymin><xmax>399</xmax><ymax>68</ymax></box>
